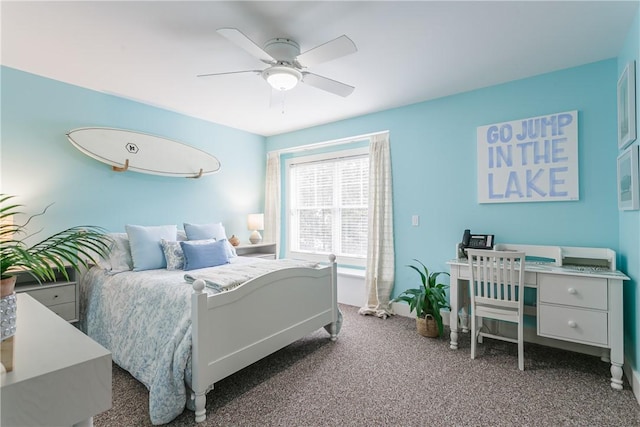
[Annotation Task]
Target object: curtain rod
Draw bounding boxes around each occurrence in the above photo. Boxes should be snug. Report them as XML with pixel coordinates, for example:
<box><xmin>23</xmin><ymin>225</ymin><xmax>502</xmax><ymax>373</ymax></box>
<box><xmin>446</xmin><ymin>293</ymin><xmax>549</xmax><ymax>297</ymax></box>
<box><xmin>268</xmin><ymin>130</ymin><xmax>389</xmax><ymax>155</ymax></box>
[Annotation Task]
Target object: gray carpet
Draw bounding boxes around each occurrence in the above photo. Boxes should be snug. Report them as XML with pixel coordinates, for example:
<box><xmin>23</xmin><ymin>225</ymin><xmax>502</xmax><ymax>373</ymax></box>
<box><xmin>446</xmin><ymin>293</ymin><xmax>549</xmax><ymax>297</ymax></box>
<box><xmin>95</xmin><ymin>304</ymin><xmax>640</xmax><ymax>426</ymax></box>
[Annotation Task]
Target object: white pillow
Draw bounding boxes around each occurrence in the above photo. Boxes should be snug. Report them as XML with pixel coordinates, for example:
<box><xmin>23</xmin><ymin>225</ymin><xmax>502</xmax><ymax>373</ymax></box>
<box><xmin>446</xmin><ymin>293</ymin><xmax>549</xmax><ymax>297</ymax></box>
<box><xmin>95</xmin><ymin>233</ymin><xmax>133</xmax><ymax>273</ymax></box>
<box><xmin>126</xmin><ymin>224</ymin><xmax>177</xmax><ymax>271</ymax></box>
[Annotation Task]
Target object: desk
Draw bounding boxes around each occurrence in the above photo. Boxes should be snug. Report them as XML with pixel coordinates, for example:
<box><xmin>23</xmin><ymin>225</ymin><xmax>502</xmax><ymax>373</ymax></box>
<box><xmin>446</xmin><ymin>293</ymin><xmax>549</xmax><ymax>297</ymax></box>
<box><xmin>1</xmin><ymin>293</ymin><xmax>112</xmax><ymax>426</ymax></box>
<box><xmin>447</xmin><ymin>258</ymin><xmax>629</xmax><ymax>390</ymax></box>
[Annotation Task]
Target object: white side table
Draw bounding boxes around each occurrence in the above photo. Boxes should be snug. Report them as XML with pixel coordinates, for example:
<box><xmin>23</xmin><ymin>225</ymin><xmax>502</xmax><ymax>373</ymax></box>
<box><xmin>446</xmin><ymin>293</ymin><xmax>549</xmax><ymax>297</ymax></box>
<box><xmin>1</xmin><ymin>293</ymin><xmax>112</xmax><ymax>426</ymax></box>
<box><xmin>235</xmin><ymin>242</ymin><xmax>277</xmax><ymax>259</ymax></box>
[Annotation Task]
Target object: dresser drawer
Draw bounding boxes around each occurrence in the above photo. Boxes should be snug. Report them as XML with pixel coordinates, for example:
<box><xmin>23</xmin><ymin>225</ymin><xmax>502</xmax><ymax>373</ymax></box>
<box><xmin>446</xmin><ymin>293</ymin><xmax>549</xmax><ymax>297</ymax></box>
<box><xmin>538</xmin><ymin>274</ymin><xmax>607</xmax><ymax>310</ymax></box>
<box><xmin>25</xmin><ymin>284</ymin><xmax>76</xmax><ymax>307</ymax></box>
<box><xmin>538</xmin><ymin>304</ymin><xmax>608</xmax><ymax>346</ymax></box>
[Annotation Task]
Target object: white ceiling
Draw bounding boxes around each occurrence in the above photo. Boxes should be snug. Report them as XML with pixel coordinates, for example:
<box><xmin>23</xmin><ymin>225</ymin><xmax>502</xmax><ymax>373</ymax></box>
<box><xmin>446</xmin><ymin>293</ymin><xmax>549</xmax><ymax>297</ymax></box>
<box><xmin>2</xmin><ymin>1</ymin><xmax>638</xmax><ymax>136</ymax></box>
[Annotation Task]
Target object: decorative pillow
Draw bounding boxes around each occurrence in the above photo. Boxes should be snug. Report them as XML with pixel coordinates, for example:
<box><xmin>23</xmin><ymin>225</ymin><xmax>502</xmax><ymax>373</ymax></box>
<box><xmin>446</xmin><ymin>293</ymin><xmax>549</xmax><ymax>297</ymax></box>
<box><xmin>125</xmin><ymin>224</ymin><xmax>177</xmax><ymax>271</ymax></box>
<box><xmin>183</xmin><ymin>222</ymin><xmax>237</xmax><ymax>258</ymax></box>
<box><xmin>160</xmin><ymin>239</ymin><xmax>185</xmax><ymax>271</ymax></box>
<box><xmin>180</xmin><ymin>239</ymin><xmax>229</xmax><ymax>271</ymax></box>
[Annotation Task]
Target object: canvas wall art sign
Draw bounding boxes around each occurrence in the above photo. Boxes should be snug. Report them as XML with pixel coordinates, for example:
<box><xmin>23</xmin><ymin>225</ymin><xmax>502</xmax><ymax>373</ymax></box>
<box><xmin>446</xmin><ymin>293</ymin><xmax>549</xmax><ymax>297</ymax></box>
<box><xmin>477</xmin><ymin>111</ymin><xmax>578</xmax><ymax>204</ymax></box>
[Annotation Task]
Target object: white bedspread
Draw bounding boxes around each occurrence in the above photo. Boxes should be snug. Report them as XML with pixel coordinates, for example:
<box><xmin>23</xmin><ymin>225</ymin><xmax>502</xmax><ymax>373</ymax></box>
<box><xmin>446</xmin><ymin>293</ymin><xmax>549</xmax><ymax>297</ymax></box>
<box><xmin>78</xmin><ymin>257</ymin><xmax>318</xmax><ymax>425</ymax></box>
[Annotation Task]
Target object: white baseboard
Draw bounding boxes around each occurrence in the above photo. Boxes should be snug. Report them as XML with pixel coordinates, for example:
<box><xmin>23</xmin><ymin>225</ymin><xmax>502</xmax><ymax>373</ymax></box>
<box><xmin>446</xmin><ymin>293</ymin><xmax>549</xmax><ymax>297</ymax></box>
<box><xmin>390</xmin><ymin>301</ymin><xmax>416</xmax><ymax>318</ymax></box>
<box><xmin>336</xmin><ymin>268</ymin><xmax>365</xmax><ymax>307</ymax></box>
<box><xmin>391</xmin><ymin>303</ymin><xmax>450</xmax><ymax>323</ymax></box>
<box><xmin>623</xmin><ymin>362</ymin><xmax>640</xmax><ymax>405</ymax></box>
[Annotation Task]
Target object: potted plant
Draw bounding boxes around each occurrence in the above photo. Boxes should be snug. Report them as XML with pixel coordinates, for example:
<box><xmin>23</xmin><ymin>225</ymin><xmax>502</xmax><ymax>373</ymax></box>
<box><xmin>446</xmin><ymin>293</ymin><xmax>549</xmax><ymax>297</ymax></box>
<box><xmin>0</xmin><ymin>194</ymin><xmax>112</xmax><ymax>297</ymax></box>
<box><xmin>392</xmin><ymin>259</ymin><xmax>450</xmax><ymax>337</ymax></box>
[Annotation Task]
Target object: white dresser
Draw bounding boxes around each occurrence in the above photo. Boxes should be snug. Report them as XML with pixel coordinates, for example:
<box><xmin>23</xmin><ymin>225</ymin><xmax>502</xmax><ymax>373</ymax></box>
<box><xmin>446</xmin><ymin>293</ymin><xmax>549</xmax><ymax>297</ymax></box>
<box><xmin>1</xmin><ymin>293</ymin><xmax>112</xmax><ymax>426</ymax></box>
<box><xmin>448</xmin><ymin>244</ymin><xmax>629</xmax><ymax>390</ymax></box>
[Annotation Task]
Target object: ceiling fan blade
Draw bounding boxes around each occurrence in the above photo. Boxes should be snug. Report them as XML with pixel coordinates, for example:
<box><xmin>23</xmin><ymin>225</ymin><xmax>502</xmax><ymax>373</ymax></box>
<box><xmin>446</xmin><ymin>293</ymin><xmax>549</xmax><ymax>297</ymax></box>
<box><xmin>217</xmin><ymin>28</ymin><xmax>275</xmax><ymax>64</ymax></box>
<box><xmin>302</xmin><ymin>72</ymin><xmax>355</xmax><ymax>97</ymax></box>
<box><xmin>197</xmin><ymin>70</ymin><xmax>261</xmax><ymax>78</ymax></box>
<box><xmin>297</xmin><ymin>35</ymin><xmax>357</xmax><ymax>67</ymax></box>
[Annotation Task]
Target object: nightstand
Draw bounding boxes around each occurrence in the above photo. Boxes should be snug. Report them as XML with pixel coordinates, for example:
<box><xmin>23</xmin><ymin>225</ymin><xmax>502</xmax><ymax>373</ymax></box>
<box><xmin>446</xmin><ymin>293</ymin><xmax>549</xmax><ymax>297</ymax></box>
<box><xmin>12</xmin><ymin>266</ymin><xmax>78</xmax><ymax>323</ymax></box>
<box><xmin>234</xmin><ymin>242</ymin><xmax>277</xmax><ymax>259</ymax></box>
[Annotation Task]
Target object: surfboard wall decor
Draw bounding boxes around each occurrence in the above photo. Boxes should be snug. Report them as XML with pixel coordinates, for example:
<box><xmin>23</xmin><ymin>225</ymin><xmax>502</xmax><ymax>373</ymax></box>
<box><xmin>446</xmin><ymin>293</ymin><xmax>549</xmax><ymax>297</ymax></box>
<box><xmin>66</xmin><ymin>127</ymin><xmax>221</xmax><ymax>178</ymax></box>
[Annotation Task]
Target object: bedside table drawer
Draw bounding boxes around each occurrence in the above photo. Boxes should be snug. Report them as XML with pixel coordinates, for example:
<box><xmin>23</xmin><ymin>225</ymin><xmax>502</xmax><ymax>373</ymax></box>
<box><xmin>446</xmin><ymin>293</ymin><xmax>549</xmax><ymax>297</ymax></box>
<box><xmin>538</xmin><ymin>274</ymin><xmax>607</xmax><ymax>310</ymax></box>
<box><xmin>48</xmin><ymin>302</ymin><xmax>77</xmax><ymax>322</ymax></box>
<box><xmin>245</xmin><ymin>253</ymin><xmax>276</xmax><ymax>260</ymax></box>
<box><xmin>538</xmin><ymin>304</ymin><xmax>608</xmax><ymax>346</ymax></box>
<box><xmin>26</xmin><ymin>284</ymin><xmax>76</xmax><ymax>308</ymax></box>
<box><xmin>235</xmin><ymin>243</ymin><xmax>277</xmax><ymax>259</ymax></box>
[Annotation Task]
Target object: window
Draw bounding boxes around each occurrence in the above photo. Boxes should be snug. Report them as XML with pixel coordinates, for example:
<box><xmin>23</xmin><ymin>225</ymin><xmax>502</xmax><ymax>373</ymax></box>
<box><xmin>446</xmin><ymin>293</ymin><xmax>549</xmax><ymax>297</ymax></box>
<box><xmin>285</xmin><ymin>147</ymin><xmax>368</xmax><ymax>266</ymax></box>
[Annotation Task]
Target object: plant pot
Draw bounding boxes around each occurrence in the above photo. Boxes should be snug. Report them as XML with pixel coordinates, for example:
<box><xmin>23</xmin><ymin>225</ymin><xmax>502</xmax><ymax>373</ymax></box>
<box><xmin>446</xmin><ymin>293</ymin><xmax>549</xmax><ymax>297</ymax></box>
<box><xmin>1</xmin><ymin>275</ymin><xmax>16</xmax><ymax>298</ymax></box>
<box><xmin>416</xmin><ymin>314</ymin><xmax>439</xmax><ymax>338</ymax></box>
<box><xmin>0</xmin><ymin>276</ymin><xmax>17</xmax><ymax>372</ymax></box>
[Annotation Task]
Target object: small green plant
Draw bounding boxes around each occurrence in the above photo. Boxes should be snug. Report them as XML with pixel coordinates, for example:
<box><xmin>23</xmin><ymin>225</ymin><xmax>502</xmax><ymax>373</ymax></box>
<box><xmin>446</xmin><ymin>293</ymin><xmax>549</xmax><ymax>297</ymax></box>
<box><xmin>392</xmin><ymin>259</ymin><xmax>450</xmax><ymax>336</ymax></box>
<box><xmin>0</xmin><ymin>194</ymin><xmax>111</xmax><ymax>282</ymax></box>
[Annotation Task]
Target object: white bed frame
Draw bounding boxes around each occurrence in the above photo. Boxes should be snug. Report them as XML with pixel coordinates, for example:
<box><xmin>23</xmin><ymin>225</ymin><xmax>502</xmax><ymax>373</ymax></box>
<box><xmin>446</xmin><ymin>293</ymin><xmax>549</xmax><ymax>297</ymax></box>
<box><xmin>188</xmin><ymin>255</ymin><xmax>339</xmax><ymax>423</ymax></box>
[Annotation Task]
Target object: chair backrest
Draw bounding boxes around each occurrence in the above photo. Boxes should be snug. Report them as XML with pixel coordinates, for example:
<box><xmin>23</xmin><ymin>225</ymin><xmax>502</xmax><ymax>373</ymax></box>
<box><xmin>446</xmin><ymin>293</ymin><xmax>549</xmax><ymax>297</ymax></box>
<box><xmin>493</xmin><ymin>243</ymin><xmax>561</xmax><ymax>266</ymax></box>
<box><xmin>467</xmin><ymin>249</ymin><xmax>526</xmax><ymax>309</ymax></box>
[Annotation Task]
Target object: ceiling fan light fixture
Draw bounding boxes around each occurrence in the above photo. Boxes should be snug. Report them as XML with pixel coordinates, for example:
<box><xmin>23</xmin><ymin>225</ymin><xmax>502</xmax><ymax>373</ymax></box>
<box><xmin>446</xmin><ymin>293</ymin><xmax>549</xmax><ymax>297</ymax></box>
<box><xmin>263</xmin><ymin>66</ymin><xmax>301</xmax><ymax>91</ymax></box>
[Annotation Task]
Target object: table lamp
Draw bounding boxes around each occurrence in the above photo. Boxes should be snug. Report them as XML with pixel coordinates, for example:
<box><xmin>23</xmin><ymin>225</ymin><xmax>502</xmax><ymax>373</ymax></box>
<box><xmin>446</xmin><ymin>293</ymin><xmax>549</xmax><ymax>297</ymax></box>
<box><xmin>247</xmin><ymin>213</ymin><xmax>264</xmax><ymax>244</ymax></box>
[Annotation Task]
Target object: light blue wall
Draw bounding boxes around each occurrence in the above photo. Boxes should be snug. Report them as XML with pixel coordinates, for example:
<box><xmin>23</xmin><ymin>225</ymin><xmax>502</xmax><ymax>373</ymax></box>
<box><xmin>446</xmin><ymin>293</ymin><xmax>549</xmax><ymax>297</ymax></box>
<box><xmin>268</xmin><ymin>59</ymin><xmax>620</xmax><ymax>284</ymax></box>
<box><xmin>1</xmin><ymin>67</ymin><xmax>266</xmax><ymax>242</ymax></box>
<box><xmin>618</xmin><ymin>10</ymin><xmax>640</xmax><ymax>377</ymax></box>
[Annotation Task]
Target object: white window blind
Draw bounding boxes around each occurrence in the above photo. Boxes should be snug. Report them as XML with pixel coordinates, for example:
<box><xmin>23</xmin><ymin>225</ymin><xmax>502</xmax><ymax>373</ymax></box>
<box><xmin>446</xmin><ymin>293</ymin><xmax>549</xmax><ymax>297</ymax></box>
<box><xmin>286</xmin><ymin>148</ymin><xmax>368</xmax><ymax>265</ymax></box>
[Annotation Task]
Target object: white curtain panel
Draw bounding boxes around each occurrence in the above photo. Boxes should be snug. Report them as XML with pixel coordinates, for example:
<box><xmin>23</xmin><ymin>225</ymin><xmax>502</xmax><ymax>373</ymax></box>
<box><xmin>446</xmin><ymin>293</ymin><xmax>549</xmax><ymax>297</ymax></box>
<box><xmin>359</xmin><ymin>132</ymin><xmax>395</xmax><ymax>318</ymax></box>
<box><xmin>264</xmin><ymin>152</ymin><xmax>281</xmax><ymax>254</ymax></box>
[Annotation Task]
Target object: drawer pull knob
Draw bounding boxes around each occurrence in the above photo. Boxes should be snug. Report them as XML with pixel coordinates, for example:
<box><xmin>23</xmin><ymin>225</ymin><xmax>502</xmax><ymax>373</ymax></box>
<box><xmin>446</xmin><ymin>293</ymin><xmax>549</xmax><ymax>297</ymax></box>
<box><xmin>53</xmin><ymin>295</ymin><xmax>59</xmax><ymax>299</ymax></box>
<box><xmin>568</xmin><ymin>320</ymin><xmax>577</xmax><ymax>328</ymax></box>
<box><xmin>567</xmin><ymin>287</ymin><xmax>577</xmax><ymax>295</ymax></box>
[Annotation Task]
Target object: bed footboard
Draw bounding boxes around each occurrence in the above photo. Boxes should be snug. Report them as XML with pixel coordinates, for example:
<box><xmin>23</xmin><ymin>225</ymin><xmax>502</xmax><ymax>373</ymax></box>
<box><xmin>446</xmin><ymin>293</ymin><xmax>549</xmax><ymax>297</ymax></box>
<box><xmin>190</xmin><ymin>254</ymin><xmax>338</xmax><ymax>423</ymax></box>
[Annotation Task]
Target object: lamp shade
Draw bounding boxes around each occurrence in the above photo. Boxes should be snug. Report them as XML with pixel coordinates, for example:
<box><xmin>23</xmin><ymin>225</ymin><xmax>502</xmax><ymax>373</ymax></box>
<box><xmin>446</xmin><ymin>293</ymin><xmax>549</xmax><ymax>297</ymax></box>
<box><xmin>247</xmin><ymin>213</ymin><xmax>264</xmax><ymax>231</ymax></box>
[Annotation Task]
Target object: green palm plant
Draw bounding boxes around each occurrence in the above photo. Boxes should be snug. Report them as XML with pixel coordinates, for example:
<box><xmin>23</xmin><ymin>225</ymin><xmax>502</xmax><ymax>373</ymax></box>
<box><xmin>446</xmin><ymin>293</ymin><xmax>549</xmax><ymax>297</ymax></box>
<box><xmin>0</xmin><ymin>194</ymin><xmax>111</xmax><ymax>282</ymax></box>
<box><xmin>392</xmin><ymin>259</ymin><xmax>450</xmax><ymax>336</ymax></box>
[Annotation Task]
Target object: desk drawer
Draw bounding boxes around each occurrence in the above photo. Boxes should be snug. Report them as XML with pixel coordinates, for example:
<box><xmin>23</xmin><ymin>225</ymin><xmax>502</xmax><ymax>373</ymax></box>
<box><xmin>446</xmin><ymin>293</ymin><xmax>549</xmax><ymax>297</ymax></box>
<box><xmin>538</xmin><ymin>275</ymin><xmax>606</xmax><ymax>309</ymax></box>
<box><xmin>26</xmin><ymin>284</ymin><xmax>76</xmax><ymax>307</ymax></box>
<box><xmin>538</xmin><ymin>304</ymin><xmax>608</xmax><ymax>346</ymax></box>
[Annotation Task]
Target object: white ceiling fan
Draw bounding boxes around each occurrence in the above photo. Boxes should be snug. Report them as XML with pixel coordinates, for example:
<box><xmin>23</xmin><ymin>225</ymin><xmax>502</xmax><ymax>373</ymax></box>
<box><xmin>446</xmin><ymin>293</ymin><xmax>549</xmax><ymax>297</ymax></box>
<box><xmin>198</xmin><ymin>28</ymin><xmax>357</xmax><ymax>97</ymax></box>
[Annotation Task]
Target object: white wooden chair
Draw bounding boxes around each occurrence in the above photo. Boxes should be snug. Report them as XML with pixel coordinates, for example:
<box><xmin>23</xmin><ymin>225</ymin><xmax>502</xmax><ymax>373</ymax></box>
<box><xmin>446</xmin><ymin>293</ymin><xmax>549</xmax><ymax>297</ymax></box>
<box><xmin>467</xmin><ymin>249</ymin><xmax>526</xmax><ymax>370</ymax></box>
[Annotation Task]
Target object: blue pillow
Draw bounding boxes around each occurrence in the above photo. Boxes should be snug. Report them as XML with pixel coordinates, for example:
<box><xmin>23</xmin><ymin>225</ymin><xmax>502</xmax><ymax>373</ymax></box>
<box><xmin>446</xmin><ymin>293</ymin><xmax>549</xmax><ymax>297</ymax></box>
<box><xmin>184</xmin><ymin>222</ymin><xmax>227</xmax><ymax>241</ymax></box>
<box><xmin>184</xmin><ymin>222</ymin><xmax>237</xmax><ymax>258</ymax></box>
<box><xmin>125</xmin><ymin>224</ymin><xmax>177</xmax><ymax>271</ymax></box>
<box><xmin>180</xmin><ymin>239</ymin><xmax>230</xmax><ymax>271</ymax></box>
